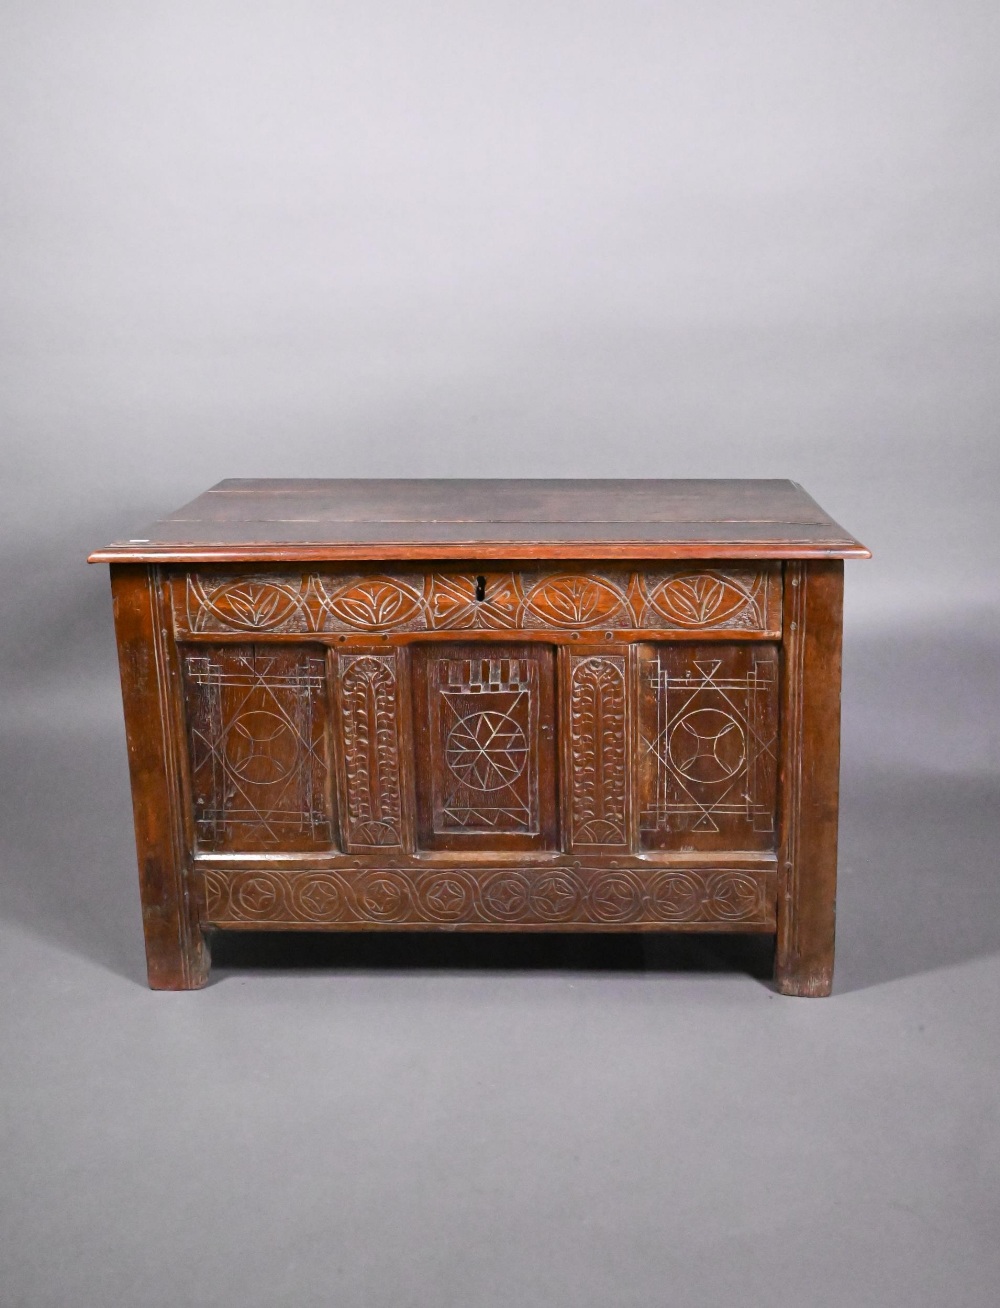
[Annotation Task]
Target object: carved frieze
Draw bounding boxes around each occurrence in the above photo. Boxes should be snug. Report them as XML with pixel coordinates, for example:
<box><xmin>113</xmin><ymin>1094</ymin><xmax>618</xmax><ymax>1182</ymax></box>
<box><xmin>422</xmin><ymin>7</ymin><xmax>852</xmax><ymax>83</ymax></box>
<box><xmin>177</xmin><ymin>565</ymin><xmax>781</xmax><ymax>638</ymax></box>
<box><xmin>202</xmin><ymin>865</ymin><xmax>774</xmax><ymax>928</ymax></box>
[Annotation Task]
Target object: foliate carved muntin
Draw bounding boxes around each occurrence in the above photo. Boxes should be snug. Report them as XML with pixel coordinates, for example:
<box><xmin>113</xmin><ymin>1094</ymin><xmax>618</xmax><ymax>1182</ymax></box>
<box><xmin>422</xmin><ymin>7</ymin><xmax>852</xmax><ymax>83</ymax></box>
<box><xmin>176</xmin><ymin>564</ymin><xmax>781</xmax><ymax>639</ymax></box>
<box><xmin>564</xmin><ymin>649</ymin><xmax>632</xmax><ymax>851</ymax></box>
<box><xmin>638</xmin><ymin>643</ymin><xmax>779</xmax><ymax>852</ymax></box>
<box><xmin>181</xmin><ymin>644</ymin><xmax>334</xmax><ymax>852</ymax></box>
<box><xmin>332</xmin><ymin>649</ymin><xmax>408</xmax><ymax>851</ymax></box>
<box><xmin>201</xmin><ymin>865</ymin><xmax>776</xmax><ymax>930</ymax></box>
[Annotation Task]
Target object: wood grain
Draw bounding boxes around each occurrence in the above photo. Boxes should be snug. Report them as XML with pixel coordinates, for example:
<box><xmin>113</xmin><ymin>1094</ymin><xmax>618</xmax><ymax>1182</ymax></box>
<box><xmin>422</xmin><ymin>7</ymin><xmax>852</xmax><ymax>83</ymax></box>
<box><xmin>110</xmin><ymin>564</ymin><xmax>209</xmax><ymax>989</ymax></box>
<box><xmin>89</xmin><ymin>479</ymin><xmax>870</xmax><ymax>563</ymax></box>
<box><xmin>775</xmin><ymin>560</ymin><xmax>844</xmax><ymax>996</ymax></box>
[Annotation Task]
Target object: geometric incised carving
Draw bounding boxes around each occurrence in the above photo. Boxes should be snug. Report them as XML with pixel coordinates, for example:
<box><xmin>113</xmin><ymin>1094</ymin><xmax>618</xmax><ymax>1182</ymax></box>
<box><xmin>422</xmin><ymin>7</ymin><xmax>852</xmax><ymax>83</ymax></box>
<box><xmin>426</xmin><ymin>574</ymin><xmax>522</xmax><ymax>629</ymax></box>
<box><xmin>638</xmin><ymin>643</ymin><xmax>778</xmax><ymax>851</ymax></box>
<box><xmin>432</xmin><ymin>654</ymin><xmax>537</xmax><ymax>836</ymax></box>
<box><xmin>178</xmin><ymin>564</ymin><xmax>780</xmax><ymax>638</ymax></box>
<box><xmin>336</xmin><ymin>651</ymin><xmax>404</xmax><ymax>849</ymax></box>
<box><xmin>566</xmin><ymin>651</ymin><xmax>630</xmax><ymax>849</ymax></box>
<box><xmin>200</xmin><ymin>864</ymin><xmax>775</xmax><ymax>928</ymax></box>
<box><xmin>413</xmin><ymin>643</ymin><xmax>557</xmax><ymax>850</ymax></box>
<box><xmin>182</xmin><ymin>645</ymin><xmax>333</xmax><ymax>851</ymax></box>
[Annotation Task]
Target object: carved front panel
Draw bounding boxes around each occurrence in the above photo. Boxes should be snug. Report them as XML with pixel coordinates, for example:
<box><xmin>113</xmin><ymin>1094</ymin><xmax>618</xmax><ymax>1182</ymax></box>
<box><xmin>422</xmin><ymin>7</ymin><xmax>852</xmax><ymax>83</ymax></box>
<box><xmin>202</xmin><ymin>865</ymin><xmax>775</xmax><ymax>929</ymax></box>
<box><xmin>638</xmin><ymin>643</ymin><xmax>778</xmax><ymax>852</ymax></box>
<box><xmin>412</xmin><ymin>643</ymin><xmax>557</xmax><ymax>850</ymax></box>
<box><xmin>176</xmin><ymin>564</ymin><xmax>780</xmax><ymax>638</ymax></box>
<box><xmin>182</xmin><ymin>645</ymin><xmax>333</xmax><ymax>852</ymax></box>
<box><xmin>333</xmin><ymin>650</ymin><xmax>407</xmax><ymax>851</ymax></box>
<box><xmin>565</xmin><ymin>650</ymin><xmax>631</xmax><ymax>850</ymax></box>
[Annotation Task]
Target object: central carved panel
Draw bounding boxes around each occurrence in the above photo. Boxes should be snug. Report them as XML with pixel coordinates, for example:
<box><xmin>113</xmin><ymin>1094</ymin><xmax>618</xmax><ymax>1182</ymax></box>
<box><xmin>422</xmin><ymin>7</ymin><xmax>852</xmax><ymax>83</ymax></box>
<box><xmin>412</xmin><ymin>643</ymin><xmax>557</xmax><ymax>851</ymax></box>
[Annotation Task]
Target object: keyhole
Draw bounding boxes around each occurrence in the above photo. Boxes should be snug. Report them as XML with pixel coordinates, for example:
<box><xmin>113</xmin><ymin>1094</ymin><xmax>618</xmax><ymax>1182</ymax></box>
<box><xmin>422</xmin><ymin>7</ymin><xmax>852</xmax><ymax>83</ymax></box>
<box><xmin>475</xmin><ymin>574</ymin><xmax>486</xmax><ymax>602</ymax></box>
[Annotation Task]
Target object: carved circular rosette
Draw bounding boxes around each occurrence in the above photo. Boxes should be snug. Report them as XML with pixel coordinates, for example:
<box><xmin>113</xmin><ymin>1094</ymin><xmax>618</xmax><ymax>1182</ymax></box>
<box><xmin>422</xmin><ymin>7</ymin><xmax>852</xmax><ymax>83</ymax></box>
<box><xmin>354</xmin><ymin>870</ymin><xmax>413</xmax><ymax>922</ymax></box>
<box><xmin>588</xmin><ymin>870</ymin><xmax>645</xmax><ymax>923</ymax></box>
<box><xmin>649</xmin><ymin>870</ymin><xmax>706</xmax><ymax>922</ymax></box>
<box><xmin>415</xmin><ymin>871</ymin><xmax>476</xmax><ymax>922</ymax></box>
<box><xmin>705</xmin><ymin>871</ymin><xmax>762</xmax><ymax>921</ymax></box>
<box><xmin>479</xmin><ymin>871</ymin><xmax>532</xmax><ymax>922</ymax></box>
<box><xmin>529</xmin><ymin>871</ymin><xmax>582</xmax><ymax>923</ymax></box>
<box><xmin>230</xmin><ymin>870</ymin><xmax>287</xmax><ymax>921</ymax></box>
<box><xmin>289</xmin><ymin>872</ymin><xmax>349</xmax><ymax>923</ymax></box>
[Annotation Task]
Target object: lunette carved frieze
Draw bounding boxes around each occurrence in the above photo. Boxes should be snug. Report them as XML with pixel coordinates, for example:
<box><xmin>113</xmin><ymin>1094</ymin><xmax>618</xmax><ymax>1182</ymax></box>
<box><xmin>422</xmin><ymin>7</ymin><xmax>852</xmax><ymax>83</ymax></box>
<box><xmin>177</xmin><ymin>566</ymin><xmax>780</xmax><ymax>637</ymax></box>
<box><xmin>202</xmin><ymin>866</ymin><xmax>774</xmax><ymax>928</ymax></box>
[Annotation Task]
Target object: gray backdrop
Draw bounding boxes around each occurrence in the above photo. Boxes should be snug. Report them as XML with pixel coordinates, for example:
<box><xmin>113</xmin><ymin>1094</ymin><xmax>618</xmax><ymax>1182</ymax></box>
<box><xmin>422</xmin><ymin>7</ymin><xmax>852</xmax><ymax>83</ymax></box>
<box><xmin>2</xmin><ymin>4</ymin><xmax>998</xmax><ymax>1306</ymax></box>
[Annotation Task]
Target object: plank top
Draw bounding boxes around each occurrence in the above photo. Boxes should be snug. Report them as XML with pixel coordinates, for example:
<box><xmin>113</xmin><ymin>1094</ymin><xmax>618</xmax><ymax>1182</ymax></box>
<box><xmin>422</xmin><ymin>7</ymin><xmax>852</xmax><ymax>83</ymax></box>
<box><xmin>89</xmin><ymin>478</ymin><xmax>870</xmax><ymax>563</ymax></box>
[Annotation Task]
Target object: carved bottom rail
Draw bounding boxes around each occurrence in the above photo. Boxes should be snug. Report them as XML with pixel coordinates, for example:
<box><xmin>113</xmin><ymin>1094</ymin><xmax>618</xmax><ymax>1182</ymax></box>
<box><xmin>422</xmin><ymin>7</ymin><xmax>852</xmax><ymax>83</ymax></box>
<box><xmin>202</xmin><ymin>865</ymin><xmax>776</xmax><ymax>931</ymax></box>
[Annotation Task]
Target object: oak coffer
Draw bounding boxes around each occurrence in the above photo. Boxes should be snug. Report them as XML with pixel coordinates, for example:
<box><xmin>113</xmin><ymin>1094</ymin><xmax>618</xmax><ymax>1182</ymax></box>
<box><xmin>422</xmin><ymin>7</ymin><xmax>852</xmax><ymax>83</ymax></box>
<box><xmin>89</xmin><ymin>479</ymin><xmax>869</xmax><ymax>994</ymax></box>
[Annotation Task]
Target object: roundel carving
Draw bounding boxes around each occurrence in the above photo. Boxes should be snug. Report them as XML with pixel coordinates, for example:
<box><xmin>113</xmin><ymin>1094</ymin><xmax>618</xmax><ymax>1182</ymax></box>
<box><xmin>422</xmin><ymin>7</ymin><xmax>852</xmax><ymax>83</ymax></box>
<box><xmin>479</xmin><ymin>871</ymin><xmax>531</xmax><ymax>921</ymax></box>
<box><xmin>589</xmin><ymin>870</ymin><xmax>644</xmax><ymax>923</ymax></box>
<box><xmin>232</xmin><ymin>871</ymin><xmax>285</xmax><ymax>920</ymax></box>
<box><xmin>291</xmin><ymin>873</ymin><xmax>348</xmax><ymax>922</ymax></box>
<box><xmin>416</xmin><ymin>872</ymin><xmax>475</xmax><ymax>922</ymax></box>
<box><xmin>706</xmin><ymin>872</ymin><xmax>762</xmax><ymax>921</ymax></box>
<box><xmin>529</xmin><ymin>871</ymin><xmax>582</xmax><ymax>922</ymax></box>
<box><xmin>650</xmin><ymin>870</ymin><xmax>705</xmax><ymax>921</ymax></box>
<box><xmin>355</xmin><ymin>871</ymin><xmax>411</xmax><ymax>921</ymax></box>
<box><xmin>523</xmin><ymin>574</ymin><xmax>628</xmax><ymax>628</ymax></box>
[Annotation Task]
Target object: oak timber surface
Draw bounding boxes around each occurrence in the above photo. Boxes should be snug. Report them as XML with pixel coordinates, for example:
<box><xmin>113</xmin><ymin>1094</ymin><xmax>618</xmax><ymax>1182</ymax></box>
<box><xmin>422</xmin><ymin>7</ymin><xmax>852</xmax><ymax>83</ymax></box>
<box><xmin>89</xmin><ymin>479</ymin><xmax>870</xmax><ymax>563</ymax></box>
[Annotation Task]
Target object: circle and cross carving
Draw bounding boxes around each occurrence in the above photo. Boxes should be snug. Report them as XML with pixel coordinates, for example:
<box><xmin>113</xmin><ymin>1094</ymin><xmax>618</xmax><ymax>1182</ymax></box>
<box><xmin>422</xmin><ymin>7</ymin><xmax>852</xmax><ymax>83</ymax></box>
<box><xmin>667</xmin><ymin>707</ymin><xmax>746</xmax><ymax>784</ymax></box>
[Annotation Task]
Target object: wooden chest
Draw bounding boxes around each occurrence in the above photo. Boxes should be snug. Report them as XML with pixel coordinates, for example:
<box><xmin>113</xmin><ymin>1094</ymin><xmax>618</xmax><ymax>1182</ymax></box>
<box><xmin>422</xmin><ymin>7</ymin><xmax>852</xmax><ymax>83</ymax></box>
<box><xmin>89</xmin><ymin>479</ymin><xmax>869</xmax><ymax>994</ymax></box>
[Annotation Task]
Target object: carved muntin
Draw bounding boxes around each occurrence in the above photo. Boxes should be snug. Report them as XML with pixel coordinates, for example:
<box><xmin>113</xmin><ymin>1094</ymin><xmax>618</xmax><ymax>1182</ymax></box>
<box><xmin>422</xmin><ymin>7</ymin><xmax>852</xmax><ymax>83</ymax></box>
<box><xmin>330</xmin><ymin>647</ymin><xmax>413</xmax><ymax>853</ymax></box>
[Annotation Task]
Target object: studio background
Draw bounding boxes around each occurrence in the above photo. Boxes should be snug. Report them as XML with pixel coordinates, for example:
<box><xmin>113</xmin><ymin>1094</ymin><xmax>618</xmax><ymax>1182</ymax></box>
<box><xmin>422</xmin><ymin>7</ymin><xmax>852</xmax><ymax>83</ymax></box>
<box><xmin>2</xmin><ymin>4</ymin><xmax>997</xmax><ymax>1306</ymax></box>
